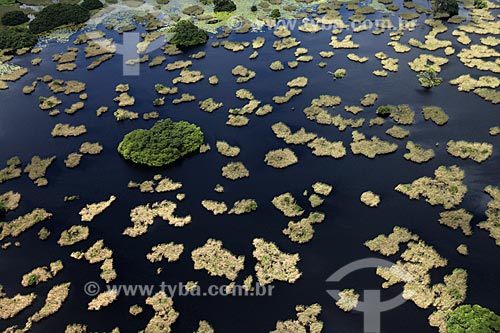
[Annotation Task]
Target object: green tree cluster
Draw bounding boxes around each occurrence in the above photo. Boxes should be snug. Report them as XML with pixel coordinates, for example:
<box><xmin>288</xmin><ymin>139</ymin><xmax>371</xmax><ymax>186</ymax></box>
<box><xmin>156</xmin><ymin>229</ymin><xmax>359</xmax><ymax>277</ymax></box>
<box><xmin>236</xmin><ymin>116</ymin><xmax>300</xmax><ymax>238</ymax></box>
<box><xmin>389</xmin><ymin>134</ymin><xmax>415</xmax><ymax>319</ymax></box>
<box><xmin>1</xmin><ymin>11</ymin><xmax>29</xmax><ymax>26</ymax></box>
<box><xmin>447</xmin><ymin>304</ymin><xmax>500</xmax><ymax>333</ymax></box>
<box><xmin>0</xmin><ymin>28</ymin><xmax>38</xmax><ymax>49</ymax></box>
<box><xmin>29</xmin><ymin>4</ymin><xmax>90</xmax><ymax>34</ymax></box>
<box><xmin>376</xmin><ymin>105</ymin><xmax>394</xmax><ymax>117</ymax></box>
<box><xmin>169</xmin><ymin>20</ymin><xmax>208</xmax><ymax>48</ymax></box>
<box><xmin>473</xmin><ymin>0</ymin><xmax>487</xmax><ymax>8</ymax></box>
<box><xmin>213</xmin><ymin>0</ymin><xmax>237</xmax><ymax>12</ymax></box>
<box><xmin>117</xmin><ymin>119</ymin><xmax>204</xmax><ymax>167</ymax></box>
<box><xmin>270</xmin><ymin>8</ymin><xmax>281</xmax><ymax>19</ymax></box>
<box><xmin>81</xmin><ymin>0</ymin><xmax>104</xmax><ymax>11</ymax></box>
<box><xmin>433</xmin><ymin>0</ymin><xmax>459</xmax><ymax>16</ymax></box>
<box><xmin>418</xmin><ymin>65</ymin><xmax>443</xmax><ymax>88</ymax></box>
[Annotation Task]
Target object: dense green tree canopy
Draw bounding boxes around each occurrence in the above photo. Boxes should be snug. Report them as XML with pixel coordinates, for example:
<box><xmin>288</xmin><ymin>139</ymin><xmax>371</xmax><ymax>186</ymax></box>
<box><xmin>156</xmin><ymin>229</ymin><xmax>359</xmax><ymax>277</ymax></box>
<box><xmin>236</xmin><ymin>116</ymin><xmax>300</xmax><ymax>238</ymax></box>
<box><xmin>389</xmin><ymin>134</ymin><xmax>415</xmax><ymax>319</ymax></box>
<box><xmin>1</xmin><ymin>11</ymin><xmax>29</xmax><ymax>26</ymax></box>
<box><xmin>117</xmin><ymin>119</ymin><xmax>204</xmax><ymax>167</ymax></box>
<box><xmin>213</xmin><ymin>0</ymin><xmax>237</xmax><ymax>12</ymax></box>
<box><xmin>169</xmin><ymin>20</ymin><xmax>208</xmax><ymax>48</ymax></box>
<box><xmin>29</xmin><ymin>4</ymin><xmax>90</xmax><ymax>34</ymax></box>
<box><xmin>81</xmin><ymin>0</ymin><xmax>104</xmax><ymax>11</ymax></box>
<box><xmin>433</xmin><ymin>0</ymin><xmax>459</xmax><ymax>15</ymax></box>
<box><xmin>447</xmin><ymin>305</ymin><xmax>500</xmax><ymax>333</ymax></box>
<box><xmin>0</xmin><ymin>28</ymin><xmax>38</xmax><ymax>49</ymax></box>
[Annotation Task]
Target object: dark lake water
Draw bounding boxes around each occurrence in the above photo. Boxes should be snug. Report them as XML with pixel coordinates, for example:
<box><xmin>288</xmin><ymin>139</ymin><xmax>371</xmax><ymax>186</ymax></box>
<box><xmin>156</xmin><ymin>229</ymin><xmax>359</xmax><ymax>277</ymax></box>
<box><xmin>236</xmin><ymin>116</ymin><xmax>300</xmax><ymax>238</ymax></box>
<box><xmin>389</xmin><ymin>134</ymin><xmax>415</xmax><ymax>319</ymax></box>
<box><xmin>1</xmin><ymin>2</ymin><xmax>500</xmax><ymax>332</ymax></box>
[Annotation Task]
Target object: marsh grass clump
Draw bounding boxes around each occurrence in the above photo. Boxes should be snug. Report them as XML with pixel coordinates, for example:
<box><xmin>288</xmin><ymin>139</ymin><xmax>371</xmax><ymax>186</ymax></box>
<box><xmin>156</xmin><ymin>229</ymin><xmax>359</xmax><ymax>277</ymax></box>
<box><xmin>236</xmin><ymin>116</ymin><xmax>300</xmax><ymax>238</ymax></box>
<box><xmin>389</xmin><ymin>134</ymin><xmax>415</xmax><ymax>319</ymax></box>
<box><xmin>284</xmin><ymin>128</ymin><xmax>317</xmax><ymax>145</ymax></box>
<box><xmin>0</xmin><ymin>191</ymin><xmax>20</xmax><ymax>213</ymax></box>
<box><xmin>38</xmin><ymin>227</ymin><xmax>50</xmax><ymax>241</ymax></box>
<box><xmin>172</xmin><ymin>70</ymin><xmax>204</xmax><ymax>85</ymax></box>
<box><xmin>0</xmin><ymin>292</ymin><xmax>37</xmax><ymax>319</ymax></box>
<box><xmin>287</xmin><ymin>77</ymin><xmax>308</xmax><ymax>88</ymax></box>
<box><xmin>146</xmin><ymin>243</ymin><xmax>184</xmax><ymax>263</ymax></box>
<box><xmin>308</xmin><ymin>138</ymin><xmax>347</xmax><ymax>158</ymax></box>
<box><xmin>58</xmin><ymin>225</ymin><xmax>90</xmax><ymax>246</ymax></box>
<box><xmin>333</xmin><ymin>68</ymin><xmax>346</xmax><ymax>79</ymax></box>
<box><xmin>199</xmin><ymin>98</ymin><xmax>223</xmax><ymax>113</ymax></box>
<box><xmin>155</xmin><ymin>84</ymin><xmax>178</xmax><ymax>95</ymax></box>
<box><xmin>369</xmin><ymin>117</ymin><xmax>385</xmax><ymax>127</ymax></box>
<box><xmin>395</xmin><ymin>165</ymin><xmax>467</xmax><ymax>209</ymax></box>
<box><xmin>364</xmin><ymin>226</ymin><xmax>419</xmax><ymax>256</ymax></box>
<box><xmin>88</xmin><ymin>290</ymin><xmax>118</xmax><ymax>311</ymax></box>
<box><xmin>226</xmin><ymin>115</ymin><xmax>249</xmax><ymax>127</ymax></box>
<box><xmin>360</xmin><ymin>93</ymin><xmax>378</xmax><ymax>106</ymax></box>
<box><xmin>350</xmin><ymin>131</ymin><xmax>398</xmax><ymax>158</ymax></box>
<box><xmin>39</xmin><ymin>96</ymin><xmax>62</xmax><ymax>110</ymax></box>
<box><xmin>273</xmin><ymin>37</ymin><xmax>301</xmax><ymax>51</ymax></box>
<box><xmin>232</xmin><ymin>65</ymin><xmax>256</xmax><ymax>83</ymax></box>
<box><xmin>253</xmin><ymin>238</ymin><xmax>301</xmax><ymax>285</ymax></box>
<box><xmin>329</xmin><ymin>35</ymin><xmax>359</xmax><ymax>49</ymax></box>
<box><xmin>367</xmin><ymin>227</ymin><xmax>467</xmax><ymax>332</ymax></box>
<box><xmin>21</xmin><ymin>260</ymin><xmax>63</xmax><ymax>287</ymax></box>
<box><xmin>490</xmin><ymin>126</ymin><xmax>500</xmax><ymax>136</ymax></box>
<box><xmin>51</xmin><ymin>124</ymin><xmax>87</xmax><ymax>137</ymax></box>
<box><xmin>422</xmin><ymin>106</ymin><xmax>449</xmax><ymax>125</ymax></box>
<box><xmin>144</xmin><ymin>291</ymin><xmax>178</xmax><ymax>333</ymax></box>
<box><xmin>123</xmin><ymin>200</ymin><xmax>191</xmax><ymax>237</ymax></box>
<box><xmin>100</xmin><ymin>258</ymin><xmax>116</xmax><ymax>283</ymax></box>
<box><xmin>360</xmin><ymin>191</ymin><xmax>381</xmax><ymax>207</ymax></box>
<box><xmin>271</xmin><ymin>304</ymin><xmax>323</xmax><ymax>333</ymax></box>
<box><xmin>114</xmin><ymin>108</ymin><xmax>139</xmax><ymax>121</ymax></box>
<box><xmin>24</xmin><ymin>155</ymin><xmax>56</xmax><ymax>186</ymax></box>
<box><xmin>81</xmin><ymin>240</ymin><xmax>113</xmax><ymax>264</ymax></box>
<box><xmin>386</xmin><ymin>126</ymin><xmax>410</xmax><ymax>139</ymax></box>
<box><xmin>0</xmin><ymin>208</ymin><xmax>52</xmax><ymax>241</ymax></box>
<box><xmin>29</xmin><ymin>282</ymin><xmax>71</xmax><ymax>322</ymax></box>
<box><xmin>192</xmin><ymin>239</ymin><xmax>244</xmax><ymax>281</ymax></box>
<box><xmin>79</xmin><ymin>142</ymin><xmax>103</xmax><ymax>155</ymax></box>
<box><xmin>272</xmin><ymin>192</ymin><xmax>304</xmax><ymax>217</ymax></box>
<box><xmin>477</xmin><ymin>186</ymin><xmax>500</xmax><ymax>246</ymax></box>
<box><xmin>172</xmin><ymin>94</ymin><xmax>196</xmax><ymax>105</ymax></box>
<box><xmin>221</xmin><ymin>162</ymin><xmax>249</xmax><ymax>180</ymax></box>
<box><xmin>129</xmin><ymin>175</ymin><xmax>182</xmax><ymax>194</ymax></box>
<box><xmin>312</xmin><ymin>183</ymin><xmax>333</xmax><ymax>196</ymax></box>
<box><xmin>0</xmin><ymin>157</ymin><xmax>22</xmax><ymax>184</ymax></box>
<box><xmin>404</xmin><ymin>142</ymin><xmax>435</xmax><ymax>163</ymax></box>
<box><xmin>270</xmin><ymin>60</ymin><xmax>284</xmax><ymax>71</ymax></box>
<box><xmin>255</xmin><ymin>104</ymin><xmax>273</xmax><ymax>116</ymax></box>
<box><xmin>376</xmin><ymin>105</ymin><xmax>414</xmax><ymax>124</ymax></box>
<box><xmin>118</xmin><ymin>119</ymin><xmax>203</xmax><ymax>167</ymax></box>
<box><xmin>264</xmin><ymin>148</ymin><xmax>298</xmax><ymax>169</ymax></box>
<box><xmin>129</xmin><ymin>304</ymin><xmax>143</xmax><ymax>316</ymax></box>
<box><xmin>216</xmin><ymin>141</ymin><xmax>240</xmax><ymax>157</ymax></box>
<box><xmin>194</xmin><ymin>321</ymin><xmax>214</xmax><ymax>333</ymax></box>
<box><xmin>446</xmin><ymin>140</ymin><xmax>493</xmax><ymax>163</ymax></box>
<box><xmin>201</xmin><ymin>200</ymin><xmax>228</xmax><ymax>215</ymax></box>
<box><xmin>336</xmin><ymin>289</ymin><xmax>360</xmax><ymax>312</ymax></box>
<box><xmin>272</xmin><ymin>89</ymin><xmax>302</xmax><ymax>104</ymax></box>
<box><xmin>439</xmin><ymin>209</ymin><xmax>473</xmax><ymax>235</ymax></box>
<box><xmin>228</xmin><ymin>199</ymin><xmax>258</xmax><ymax>215</ymax></box>
<box><xmin>283</xmin><ymin>212</ymin><xmax>325</xmax><ymax>244</ymax></box>
<box><xmin>79</xmin><ymin>196</ymin><xmax>116</xmax><ymax>222</ymax></box>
